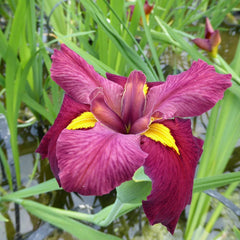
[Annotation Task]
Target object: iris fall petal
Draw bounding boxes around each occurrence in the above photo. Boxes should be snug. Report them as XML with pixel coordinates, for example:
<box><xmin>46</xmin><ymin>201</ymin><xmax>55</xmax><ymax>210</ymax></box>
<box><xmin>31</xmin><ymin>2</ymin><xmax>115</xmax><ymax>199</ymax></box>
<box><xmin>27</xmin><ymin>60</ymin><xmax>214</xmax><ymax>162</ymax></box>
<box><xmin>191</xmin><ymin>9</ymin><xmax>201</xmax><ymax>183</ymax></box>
<box><xmin>36</xmin><ymin>94</ymin><xmax>89</xmax><ymax>181</ymax></box>
<box><xmin>141</xmin><ymin>118</ymin><xmax>203</xmax><ymax>234</ymax></box>
<box><xmin>56</xmin><ymin>123</ymin><xmax>147</xmax><ymax>195</ymax></box>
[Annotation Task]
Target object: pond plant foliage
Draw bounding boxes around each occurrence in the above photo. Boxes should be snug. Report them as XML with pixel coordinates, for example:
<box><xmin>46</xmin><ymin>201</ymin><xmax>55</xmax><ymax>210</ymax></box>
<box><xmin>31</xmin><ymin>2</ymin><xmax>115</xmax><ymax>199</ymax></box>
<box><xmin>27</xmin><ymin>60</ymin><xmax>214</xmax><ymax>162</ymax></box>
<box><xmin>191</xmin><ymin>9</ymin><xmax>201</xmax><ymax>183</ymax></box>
<box><xmin>0</xmin><ymin>0</ymin><xmax>240</xmax><ymax>239</ymax></box>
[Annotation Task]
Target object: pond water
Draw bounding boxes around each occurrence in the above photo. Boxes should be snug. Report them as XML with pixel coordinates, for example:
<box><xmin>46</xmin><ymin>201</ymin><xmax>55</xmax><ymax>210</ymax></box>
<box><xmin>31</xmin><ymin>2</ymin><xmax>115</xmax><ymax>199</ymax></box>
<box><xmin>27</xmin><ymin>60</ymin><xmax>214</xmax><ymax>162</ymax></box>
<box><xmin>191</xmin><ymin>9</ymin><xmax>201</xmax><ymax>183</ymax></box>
<box><xmin>0</xmin><ymin>19</ymin><xmax>240</xmax><ymax>240</ymax></box>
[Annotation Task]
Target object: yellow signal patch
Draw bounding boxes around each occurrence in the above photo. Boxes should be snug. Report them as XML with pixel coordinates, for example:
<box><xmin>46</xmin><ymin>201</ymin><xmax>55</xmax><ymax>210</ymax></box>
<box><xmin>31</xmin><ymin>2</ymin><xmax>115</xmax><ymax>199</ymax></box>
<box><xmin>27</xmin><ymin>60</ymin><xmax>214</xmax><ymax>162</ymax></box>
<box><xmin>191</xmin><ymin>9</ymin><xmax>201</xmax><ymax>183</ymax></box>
<box><xmin>66</xmin><ymin>112</ymin><xmax>97</xmax><ymax>130</ymax></box>
<box><xmin>143</xmin><ymin>123</ymin><xmax>180</xmax><ymax>155</ymax></box>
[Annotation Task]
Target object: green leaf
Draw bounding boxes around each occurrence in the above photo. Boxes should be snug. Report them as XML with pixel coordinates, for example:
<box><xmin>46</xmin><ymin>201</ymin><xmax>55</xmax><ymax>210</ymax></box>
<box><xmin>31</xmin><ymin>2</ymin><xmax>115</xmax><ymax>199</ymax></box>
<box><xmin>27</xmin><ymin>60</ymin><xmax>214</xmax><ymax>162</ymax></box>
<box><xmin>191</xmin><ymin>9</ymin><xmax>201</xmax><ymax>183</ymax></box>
<box><xmin>1</xmin><ymin>178</ymin><xmax>59</xmax><ymax>200</ymax></box>
<box><xmin>0</xmin><ymin>213</ymin><xmax>8</xmax><ymax>222</ymax></box>
<box><xmin>234</xmin><ymin>226</ymin><xmax>240</xmax><ymax>240</ymax></box>
<box><xmin>93</xmin><ymin>180</ymin><xmax>151</xmax><ymax>226</ymax></box>
<box><xmin>117</xmin><ymin>180</ymin><xmax>152</xmax><ymax>204</ymax></box>
<box><xmin>22</xmin><ymin>93</ymin><xmax>55</xmax><ymax>124</ymax></box>
<box><xmin>137</xmin><ymin>0</ymin><xmax>164</xmax><ymax>81</ymax></box>
<box><xmin>132</xmin><ymin>166</ymin><xmax>151</xmax><ymax>182</ymax></box>
<box><xmin>42</xmin><ymin>0</ymin><xmax>67</xmax><ymax>34</ymax></box>
<box><xmin>81</xmin><ymin>0</ymin><xmax>158</xmax><ymax>81</ymax></box>
<box><xmin>20</xmin><ymin>199</ymin><xmax>122</xmax><ymax>240</ymax></box>
<box><xmin>193</xmin><ymin>172</ymin><xmax>240</xmax><ymax>193</ymax></box>
<box><xmin>186</xmin><ymin>87</ymin><xmax>240</xmax><ymax>239</ymax></box>
<box><xmin>0</xmin><ymin>147</ymin><xmax>13</xmax><ymax>191</ymax></box>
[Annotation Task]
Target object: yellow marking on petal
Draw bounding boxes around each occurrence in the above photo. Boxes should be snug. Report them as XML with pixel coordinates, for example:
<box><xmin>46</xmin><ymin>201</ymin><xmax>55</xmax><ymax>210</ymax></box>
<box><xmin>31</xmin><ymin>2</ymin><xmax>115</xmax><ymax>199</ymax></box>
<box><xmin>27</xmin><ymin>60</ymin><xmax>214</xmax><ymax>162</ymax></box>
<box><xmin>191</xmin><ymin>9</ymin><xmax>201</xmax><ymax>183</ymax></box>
<box><xmin>143</xmin><ymin>123</ymin><xmax>180</xmax><ymax>155</ymax></box>
<box><xmin>66</xmin><ymin>112</ymin><xmax>97</xmax><ymax>130</ymax></box>
<box><xmin>143</xmin><ymin>84</ymin><xmax>149</xmax><ymax>95</ymax></box>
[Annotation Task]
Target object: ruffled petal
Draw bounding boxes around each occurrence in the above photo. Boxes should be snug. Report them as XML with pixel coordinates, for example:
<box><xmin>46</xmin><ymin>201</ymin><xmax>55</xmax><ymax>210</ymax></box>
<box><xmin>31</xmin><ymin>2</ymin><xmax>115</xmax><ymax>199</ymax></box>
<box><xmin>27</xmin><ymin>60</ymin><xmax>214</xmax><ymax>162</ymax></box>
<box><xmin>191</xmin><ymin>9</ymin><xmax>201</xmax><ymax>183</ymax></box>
<box><xmin>51</xmin><ymin>44</ymin><xmax>123</xmax><ymax>112</ymax></box>
<box><xmin>56</xmin><ymin>123</ymin><xmax>147</xmax><ymax>195</ymax></box>
<box><xmin>145</xmin><ymin>59</ymin><xmax>232</xmax><ymax>119</ymax></box>
<box><xmin>36</xmin><ymin>94</ymin><xmax>89</xmax><ymax>181</ymax></box>
<box><xmin>141</xmin><ymin>118</ymin><xmax>203</xmax><ymax>234</ymax></box>
<box><xmin>121</xmin><ymin>70</ymin><xmax>147</xmax><ymax>127</ymax></box>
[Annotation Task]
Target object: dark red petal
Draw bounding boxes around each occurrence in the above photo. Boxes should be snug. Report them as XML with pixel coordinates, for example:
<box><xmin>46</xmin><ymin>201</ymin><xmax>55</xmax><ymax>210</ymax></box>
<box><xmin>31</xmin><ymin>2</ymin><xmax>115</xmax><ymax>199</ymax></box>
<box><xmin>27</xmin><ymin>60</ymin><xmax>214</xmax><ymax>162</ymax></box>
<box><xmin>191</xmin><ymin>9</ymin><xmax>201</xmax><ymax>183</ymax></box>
<box><xmin>36</xmin><ymin>94</ymin><xmax>89</xmax><ymax>181</ymax></box>
<box><xmin>141</xmin><ymin>118</ymin><xmax>203</xmax><ymax>234</ymax></box>
<box><xmin>56</xmin><ymin>123</ymin><xmax>147</xmax><ymax>195</ymax></box>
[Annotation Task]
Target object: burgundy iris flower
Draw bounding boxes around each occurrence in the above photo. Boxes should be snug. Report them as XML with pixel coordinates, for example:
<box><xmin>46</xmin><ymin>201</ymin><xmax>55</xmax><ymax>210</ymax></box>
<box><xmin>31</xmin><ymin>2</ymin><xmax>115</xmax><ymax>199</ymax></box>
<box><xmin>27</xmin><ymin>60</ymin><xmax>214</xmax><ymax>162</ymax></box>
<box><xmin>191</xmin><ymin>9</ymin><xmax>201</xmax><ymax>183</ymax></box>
<box><xmin>193</xmin><ymin>17</ymin><xmax>221</xmax><ymax>58</ymax></box>
<box><xmin>128</xmin><ymin>1</ymin><xmax>154</xmax><ymax>24</ymax></box>
<box><xmin>37</xmin><ymin>44</ymin><xmax>231</xmax><ymax>234</ymax></box>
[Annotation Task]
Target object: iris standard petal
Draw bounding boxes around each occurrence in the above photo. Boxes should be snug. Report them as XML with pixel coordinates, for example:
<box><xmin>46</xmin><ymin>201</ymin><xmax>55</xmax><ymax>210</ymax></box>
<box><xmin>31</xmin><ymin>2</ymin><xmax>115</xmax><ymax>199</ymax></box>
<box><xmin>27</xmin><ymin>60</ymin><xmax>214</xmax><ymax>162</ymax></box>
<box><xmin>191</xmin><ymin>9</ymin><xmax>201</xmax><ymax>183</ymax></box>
<box><xmin>36</xmin><ymin>94</ymin><xmax>89</xmax><ymax>181</ymax></box>
<box><xmin>141</xmin><ymin>118</ymin><xmax>203</xmax><ymax>234</ymax></box>
<box><xmin>121</xmin><ymin>70</ymin><xmax>147</xmax><ymax>128</ymax></box>
<box><xmin>145</xmin><ymin>59</ymin><xmax>232</xmax><ymax>119</ymax></box>
<box><xmin>56</xmin><ymin>123</ymin><xmax>147</xmax><ymax>196</ymax></box>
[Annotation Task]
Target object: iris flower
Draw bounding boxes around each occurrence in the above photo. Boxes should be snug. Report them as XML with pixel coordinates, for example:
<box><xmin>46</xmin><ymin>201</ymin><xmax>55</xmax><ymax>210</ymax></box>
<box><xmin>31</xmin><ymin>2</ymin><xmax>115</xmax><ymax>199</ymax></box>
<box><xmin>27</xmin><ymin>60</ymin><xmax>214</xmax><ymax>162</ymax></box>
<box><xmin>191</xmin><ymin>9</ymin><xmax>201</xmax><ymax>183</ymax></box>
<box><xmin>128</xmin><ymin>1</ymin><xmax>154</xmax><ymax>24</ymax></box>
<box><xmin>37</xmin><ymin>44</ymin><xmax>231</xmax><ymax>234</ymax></box>
<box><xmin>193</xmin><ymin>17</ymin><xmax>221</xmax><ymax>58</ymax></box>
